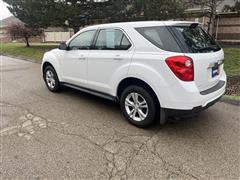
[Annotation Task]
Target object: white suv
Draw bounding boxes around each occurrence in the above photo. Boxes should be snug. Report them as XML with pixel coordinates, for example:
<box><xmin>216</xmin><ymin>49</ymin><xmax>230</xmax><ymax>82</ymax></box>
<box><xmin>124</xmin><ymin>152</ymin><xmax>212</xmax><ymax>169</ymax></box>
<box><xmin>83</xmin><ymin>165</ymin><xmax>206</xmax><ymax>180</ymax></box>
<box><xmin>42</xmin><ymin>21</ymin><xmax>226</xmax><ymax>127</ymax></box>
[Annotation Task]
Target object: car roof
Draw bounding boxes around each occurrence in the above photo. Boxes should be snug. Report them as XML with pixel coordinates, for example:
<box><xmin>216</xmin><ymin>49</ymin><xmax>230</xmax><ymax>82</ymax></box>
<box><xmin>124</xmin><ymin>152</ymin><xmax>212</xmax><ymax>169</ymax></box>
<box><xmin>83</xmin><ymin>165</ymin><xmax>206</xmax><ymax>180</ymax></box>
<box><xmin>82</xmin><ymin>21</ymin><xmax>197</xmax><ymax>31</ymax></box>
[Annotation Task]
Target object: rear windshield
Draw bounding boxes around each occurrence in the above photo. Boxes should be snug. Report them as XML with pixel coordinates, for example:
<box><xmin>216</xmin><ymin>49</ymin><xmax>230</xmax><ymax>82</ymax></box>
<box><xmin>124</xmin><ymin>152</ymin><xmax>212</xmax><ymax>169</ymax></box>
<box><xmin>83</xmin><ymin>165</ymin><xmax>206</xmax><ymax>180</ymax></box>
<box><xmin>170</xmin><ymin>26</ymin><xmax>221</xmax><ymax>53</ymax></box>
<box><xmin>135</xmin><ymin>25</ymin><xmax>221</xmax><ymax>53</ymax></box>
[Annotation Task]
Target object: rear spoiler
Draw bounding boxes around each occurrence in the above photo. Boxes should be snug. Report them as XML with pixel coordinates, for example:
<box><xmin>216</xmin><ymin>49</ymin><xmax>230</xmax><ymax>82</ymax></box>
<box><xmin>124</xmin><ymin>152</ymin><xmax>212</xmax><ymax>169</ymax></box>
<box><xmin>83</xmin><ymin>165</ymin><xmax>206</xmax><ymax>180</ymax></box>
<box><xmin>165</xmin><ymin>22</ymin><xmax>201</xmax><ymax>28</ymax></box>
<box><xmin>189</xmin><ymin>23</ymin><xmax>199</xmax><ymax>28</ymax></box>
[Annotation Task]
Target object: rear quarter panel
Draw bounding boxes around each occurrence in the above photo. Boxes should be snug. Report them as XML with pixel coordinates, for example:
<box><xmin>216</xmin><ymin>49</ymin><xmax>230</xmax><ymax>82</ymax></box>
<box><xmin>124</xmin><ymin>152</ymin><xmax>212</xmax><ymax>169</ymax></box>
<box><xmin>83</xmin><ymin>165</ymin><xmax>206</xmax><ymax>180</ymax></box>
<box><xmin>127</xmin><ymin>51</ymin><xmax>185</xmax><ymax>107</ymax></box>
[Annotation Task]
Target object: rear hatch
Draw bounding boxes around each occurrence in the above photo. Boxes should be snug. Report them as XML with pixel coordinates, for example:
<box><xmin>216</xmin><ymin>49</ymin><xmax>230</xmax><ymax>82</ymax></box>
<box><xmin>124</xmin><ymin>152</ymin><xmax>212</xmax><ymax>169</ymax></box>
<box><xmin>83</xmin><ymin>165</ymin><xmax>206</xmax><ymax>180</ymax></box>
<box><xmin>167</xmin><ymin>24</ymin><xmax>224</xmax><ymax>91</ymax></box>
<box><xmin>135</xmin><ymin>22</ymin><xmax>224</xmax><ymax>92</ymax></box>
<box><xmin>185</xmin><ymin>50</ymin><xmax>224</xmax><ymax>91</ymax></box>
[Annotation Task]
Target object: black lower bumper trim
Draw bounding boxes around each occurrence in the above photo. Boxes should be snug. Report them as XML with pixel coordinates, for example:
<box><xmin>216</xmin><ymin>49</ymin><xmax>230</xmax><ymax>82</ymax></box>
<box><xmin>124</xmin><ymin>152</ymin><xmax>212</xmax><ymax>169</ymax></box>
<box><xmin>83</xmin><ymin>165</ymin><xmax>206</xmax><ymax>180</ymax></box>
<box><xmin>200</xmin><ymin>80</ymin><xmax>225</xmax><ymax>95</ymax></box>
<box><xmin>163</xmin><ymin>96</ymin><xmax>222</xmax><ymax>117</ymax></box>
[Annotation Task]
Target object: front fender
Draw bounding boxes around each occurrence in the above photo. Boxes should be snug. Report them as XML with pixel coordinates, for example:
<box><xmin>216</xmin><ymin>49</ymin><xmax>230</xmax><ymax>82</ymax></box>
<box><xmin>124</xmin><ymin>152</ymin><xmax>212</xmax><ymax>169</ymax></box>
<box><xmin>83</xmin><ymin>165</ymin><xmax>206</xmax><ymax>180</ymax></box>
<box><xmin>42</xmin><ymin>50</ymin><xmax>62</xmax><ymax>81</ymax></box>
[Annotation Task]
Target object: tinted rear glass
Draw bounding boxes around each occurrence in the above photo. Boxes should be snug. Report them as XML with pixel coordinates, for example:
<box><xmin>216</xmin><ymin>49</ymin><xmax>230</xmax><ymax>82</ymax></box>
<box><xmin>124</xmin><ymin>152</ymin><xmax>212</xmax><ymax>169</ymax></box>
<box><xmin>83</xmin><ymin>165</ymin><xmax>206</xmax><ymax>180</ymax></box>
<box><xmin>95</xmin><ymin>29</ymin><xmax>131</xmax><ymax>50</ymax></box>
<box><xmin>170</xmin><ymin>26</ymin><xmax>221</xmax><ymax>53</ymax></box>
<box><xmin>136</xmin><ymin>25</ymin><xmax>221</xmax><ymax>53</ymax></box>
<box><xmin>135</xmin><ymin>26</ymin><xmax>181</xmax><ymax>52</ymax></box>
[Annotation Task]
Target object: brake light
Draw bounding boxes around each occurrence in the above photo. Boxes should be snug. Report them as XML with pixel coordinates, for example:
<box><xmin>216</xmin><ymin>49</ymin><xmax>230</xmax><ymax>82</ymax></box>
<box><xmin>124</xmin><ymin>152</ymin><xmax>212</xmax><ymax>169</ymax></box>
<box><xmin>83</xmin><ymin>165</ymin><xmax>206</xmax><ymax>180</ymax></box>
<box><xmin>166</xmin><ymin>56</ymin><xmax>194</xmax><ymax>81</ymax></box>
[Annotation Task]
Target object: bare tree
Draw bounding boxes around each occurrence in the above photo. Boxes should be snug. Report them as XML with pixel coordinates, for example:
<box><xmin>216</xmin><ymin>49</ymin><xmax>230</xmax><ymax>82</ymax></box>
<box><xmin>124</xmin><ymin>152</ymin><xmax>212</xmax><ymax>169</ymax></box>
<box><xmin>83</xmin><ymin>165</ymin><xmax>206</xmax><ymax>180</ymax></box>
<box><xmin>205</xmin><ymin>0</ymin><xmax>224</xmax><ymax>35</ymax></box>
<box><xmin>186</xmin><ymin>0</ymin><xmax>224</xmax><ymax>35</ymax></box>
<box><xmin>6</xmin><ymin>23</ymin><xmax>43</xmax><ymax>47</ymax></box>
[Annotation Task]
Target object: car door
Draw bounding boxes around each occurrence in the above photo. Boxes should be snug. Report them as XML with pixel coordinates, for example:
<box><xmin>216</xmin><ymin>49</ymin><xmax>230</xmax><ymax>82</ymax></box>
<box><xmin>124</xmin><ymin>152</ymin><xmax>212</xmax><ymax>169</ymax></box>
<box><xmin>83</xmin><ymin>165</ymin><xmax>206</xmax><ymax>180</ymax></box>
<box><xmin>88</xmin><ymin>28</ymin><xmax>133</xmax><ymax>94</ymax></box>
<box><xmin>60</xmin><ymin>30</ymin><xmax>96</xmax><ymax>87</ymax></box>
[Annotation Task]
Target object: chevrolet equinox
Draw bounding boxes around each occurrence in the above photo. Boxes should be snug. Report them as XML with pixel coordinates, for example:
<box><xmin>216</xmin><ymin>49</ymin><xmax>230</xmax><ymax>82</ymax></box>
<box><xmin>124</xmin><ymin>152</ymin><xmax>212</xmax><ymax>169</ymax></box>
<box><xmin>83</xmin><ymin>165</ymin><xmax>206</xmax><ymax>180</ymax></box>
<box><xmin>42</xmin><ymin>21</ymin><xmax>226</xmax><ymax>127</ymax></box>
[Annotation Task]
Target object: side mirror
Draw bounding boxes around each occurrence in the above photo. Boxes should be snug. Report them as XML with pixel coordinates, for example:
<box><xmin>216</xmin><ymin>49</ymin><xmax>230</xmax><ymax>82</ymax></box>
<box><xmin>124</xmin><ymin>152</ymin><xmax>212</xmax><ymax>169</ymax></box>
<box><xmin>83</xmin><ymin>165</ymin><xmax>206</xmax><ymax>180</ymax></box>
<box><xmin>59</xmin><ymin>42</ymin><xmax>68</xmax><ymax>50</ymax></box>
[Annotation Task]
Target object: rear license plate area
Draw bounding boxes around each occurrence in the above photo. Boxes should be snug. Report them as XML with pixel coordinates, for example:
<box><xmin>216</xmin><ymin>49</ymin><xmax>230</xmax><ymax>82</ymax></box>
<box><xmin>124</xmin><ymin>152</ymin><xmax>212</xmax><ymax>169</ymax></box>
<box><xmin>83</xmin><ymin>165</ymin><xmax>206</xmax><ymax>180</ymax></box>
<box><xmin>212</xmin><ymin>66</ymin><xmax>219</xmax><ymax>78</ymax></box>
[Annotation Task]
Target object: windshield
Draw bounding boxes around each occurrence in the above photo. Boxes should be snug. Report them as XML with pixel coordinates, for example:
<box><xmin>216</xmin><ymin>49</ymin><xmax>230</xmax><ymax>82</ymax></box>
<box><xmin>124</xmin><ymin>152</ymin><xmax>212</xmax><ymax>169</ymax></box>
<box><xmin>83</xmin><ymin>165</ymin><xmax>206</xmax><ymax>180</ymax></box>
<box><xmin>170</xmin><ymin>26</ymin><xmax>221</xmax><ymax>53</ymax></box>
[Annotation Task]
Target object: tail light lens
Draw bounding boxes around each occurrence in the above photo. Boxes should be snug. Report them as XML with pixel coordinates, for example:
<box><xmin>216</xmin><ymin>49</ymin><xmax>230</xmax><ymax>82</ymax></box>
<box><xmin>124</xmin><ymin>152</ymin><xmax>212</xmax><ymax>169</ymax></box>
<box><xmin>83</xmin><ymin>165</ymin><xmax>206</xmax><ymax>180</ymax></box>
<box><xmin>166</xmin><ymin>56</ymin><xmax>194</xmax><ymax>81</ymax></box>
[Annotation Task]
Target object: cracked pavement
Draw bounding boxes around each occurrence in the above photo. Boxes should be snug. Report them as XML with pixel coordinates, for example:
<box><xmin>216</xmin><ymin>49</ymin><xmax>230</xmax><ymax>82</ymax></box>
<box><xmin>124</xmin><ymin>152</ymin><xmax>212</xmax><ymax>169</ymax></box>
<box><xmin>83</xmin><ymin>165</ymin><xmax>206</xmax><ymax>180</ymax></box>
<box><xmin>0</xmin><ymin>56</ymin><xmax>239</xmax><ymax>179</ymax></box>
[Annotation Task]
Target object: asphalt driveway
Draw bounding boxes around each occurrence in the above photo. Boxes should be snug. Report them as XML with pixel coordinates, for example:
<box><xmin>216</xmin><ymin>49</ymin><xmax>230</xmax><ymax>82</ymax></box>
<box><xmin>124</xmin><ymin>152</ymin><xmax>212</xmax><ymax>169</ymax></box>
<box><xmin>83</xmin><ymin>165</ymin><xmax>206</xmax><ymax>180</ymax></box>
<box><xmin>1</xmin><ymin>56</ymin><xmax>239</xmax><ymax>179</ymax></box>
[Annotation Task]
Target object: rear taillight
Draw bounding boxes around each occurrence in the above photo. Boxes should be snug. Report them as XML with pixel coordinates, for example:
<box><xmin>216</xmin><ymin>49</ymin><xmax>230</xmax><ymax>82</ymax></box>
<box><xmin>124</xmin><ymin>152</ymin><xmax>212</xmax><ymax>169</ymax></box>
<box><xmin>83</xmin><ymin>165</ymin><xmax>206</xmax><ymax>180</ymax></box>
<box><xmin>166</xmin><ymin>56</ymin><xmax>194</xmax><ymax>81</ymax></box>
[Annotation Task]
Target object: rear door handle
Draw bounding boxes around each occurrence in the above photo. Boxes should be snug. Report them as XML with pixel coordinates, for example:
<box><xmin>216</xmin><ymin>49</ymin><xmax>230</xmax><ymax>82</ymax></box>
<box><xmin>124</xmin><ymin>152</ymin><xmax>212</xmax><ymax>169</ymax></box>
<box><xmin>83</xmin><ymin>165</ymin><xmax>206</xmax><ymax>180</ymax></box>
<box><xmin>79</xmin><ymin>55</ymin><xmax>86</xmax><ymax>60</ymax></box>
<box><xmin>113</xmin><ymin>55</ymin><xmax>123</xmax><ymax>61</ymax></box>
<box><xmin>113</xmin><ymin>58</ymin><xmax>123</xmax><ymax>61</ymax></box>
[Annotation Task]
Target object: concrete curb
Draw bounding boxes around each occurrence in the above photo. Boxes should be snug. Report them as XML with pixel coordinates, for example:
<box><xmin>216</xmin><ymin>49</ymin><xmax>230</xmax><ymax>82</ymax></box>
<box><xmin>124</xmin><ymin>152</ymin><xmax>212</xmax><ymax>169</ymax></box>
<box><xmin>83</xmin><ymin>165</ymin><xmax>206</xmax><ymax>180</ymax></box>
<box><xmin>220</xmin><ymin>96</ymin><xmax>240</xmax><ymax>106</ymax></box>
<box><xmin>1</xmin><ymin>54</ymin><xmax>42</xmax><ymax>64</ymax></box>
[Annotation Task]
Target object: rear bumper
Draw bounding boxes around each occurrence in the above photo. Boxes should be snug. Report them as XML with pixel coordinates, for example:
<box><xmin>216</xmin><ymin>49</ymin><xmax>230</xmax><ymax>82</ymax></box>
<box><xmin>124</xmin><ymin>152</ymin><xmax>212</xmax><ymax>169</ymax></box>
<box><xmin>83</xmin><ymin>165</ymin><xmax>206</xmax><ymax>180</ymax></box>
<box><xmin>200</xmin><ymin>80</ymin><xmax>225</xmax><ymax>95</ymax></box>
<box><xmin>156</xmin><ymin>71</ymin><xmax>227</xmax><ymax>110</ymax></box>
<box><xmin>163</xmin><ymin>95</ymin><xmax>222</xmax><ymax>117</ymax></box>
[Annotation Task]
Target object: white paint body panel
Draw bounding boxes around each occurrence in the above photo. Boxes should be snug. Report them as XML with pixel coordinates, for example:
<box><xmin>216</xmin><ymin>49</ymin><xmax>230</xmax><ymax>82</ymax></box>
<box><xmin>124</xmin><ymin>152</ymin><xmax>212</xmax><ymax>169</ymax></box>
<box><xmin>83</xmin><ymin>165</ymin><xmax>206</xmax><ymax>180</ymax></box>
<box><xmin>59</xmin><ymin>49</ymin><xmax>89</xmax><ymax>87</ymax></box>
<box><xmin>42</xmin><ymin>21</ymin><xmax>226</xmax><ymax>110</ymax></box>
<box><xmin>88</xmin><ymin>49</ymin><xmax>134</xmax><ymax>94</ymax></box>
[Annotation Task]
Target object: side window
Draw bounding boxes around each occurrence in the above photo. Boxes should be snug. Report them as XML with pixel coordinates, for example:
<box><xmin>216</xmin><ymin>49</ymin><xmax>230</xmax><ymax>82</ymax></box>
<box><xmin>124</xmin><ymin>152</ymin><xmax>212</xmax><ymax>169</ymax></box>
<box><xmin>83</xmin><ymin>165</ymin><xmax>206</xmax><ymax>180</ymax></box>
<box><xmin>135</xmin><ymin>26</ymin><xmax>181</xmax><ymax>52</ymax></box>
<box><xmin>95</xmin><ymin>29</ymin><xmax>131</xmax><ymax>50</ymax></box>
<box><xmin>121</xmin><ymin>35</ymin><xmax>131</xmax><ymax>50</ymax></box>
<box><xmin>69</xmin><ymin>30</ymin><xmax>96</xmax><ymax>50</ymax></box>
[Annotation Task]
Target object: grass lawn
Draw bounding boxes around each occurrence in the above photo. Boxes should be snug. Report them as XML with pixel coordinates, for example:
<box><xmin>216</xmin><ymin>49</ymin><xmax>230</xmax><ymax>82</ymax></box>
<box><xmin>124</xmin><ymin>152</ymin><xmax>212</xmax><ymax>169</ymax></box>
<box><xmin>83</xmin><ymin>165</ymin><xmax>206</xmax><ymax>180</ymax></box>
<box><xmin>223</xmin><ymin>48</ymin><xmax>240</xmax><ymax>77</ymax></box>
<box><xmin>0</xmin><ymin>43</ymin><xmax>58</xmax><ymax>61</ymax></box>
<box><xmin>223</xmin><ymin>95</ymin><xmax>240</xmax><ymax>101</ymax></box>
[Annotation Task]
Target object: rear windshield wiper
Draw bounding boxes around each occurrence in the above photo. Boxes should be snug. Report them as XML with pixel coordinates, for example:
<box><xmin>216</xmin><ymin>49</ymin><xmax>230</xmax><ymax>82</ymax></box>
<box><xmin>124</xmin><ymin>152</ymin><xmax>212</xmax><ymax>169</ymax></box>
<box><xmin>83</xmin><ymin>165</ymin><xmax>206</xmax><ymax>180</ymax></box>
<box><xmin>197</xmin><ymin>45</ymin><xmax>220</xmax><ymax>52</ymax></box>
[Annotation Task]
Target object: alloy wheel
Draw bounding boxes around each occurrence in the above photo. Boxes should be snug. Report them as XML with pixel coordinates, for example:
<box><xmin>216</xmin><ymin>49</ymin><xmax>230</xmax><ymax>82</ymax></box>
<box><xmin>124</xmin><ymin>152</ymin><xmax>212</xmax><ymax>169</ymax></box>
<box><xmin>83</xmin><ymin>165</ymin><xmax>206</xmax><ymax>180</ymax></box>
<box><xmin>125</xmin><ymin>92</ymin><xmax>148</xmax><ymax>122</ymax></box>
<box><xmin>45</xmin><ymin>70</ymin><xmax>56</xmax><ymax>89</ymax></box>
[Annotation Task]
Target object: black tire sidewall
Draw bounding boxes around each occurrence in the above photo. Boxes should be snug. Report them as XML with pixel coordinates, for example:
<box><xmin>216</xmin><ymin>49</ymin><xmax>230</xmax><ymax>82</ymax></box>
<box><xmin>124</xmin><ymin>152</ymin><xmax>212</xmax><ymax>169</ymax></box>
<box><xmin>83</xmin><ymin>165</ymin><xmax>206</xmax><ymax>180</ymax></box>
<box><xmin>120</xmin><ymin>85</ymin><xmax>156</xmax><ymax>127</ymax></box>
<box><xmin>44</xmin><ymin>66</ymin><xmax>60</xmax><ymax>92</ymax></box>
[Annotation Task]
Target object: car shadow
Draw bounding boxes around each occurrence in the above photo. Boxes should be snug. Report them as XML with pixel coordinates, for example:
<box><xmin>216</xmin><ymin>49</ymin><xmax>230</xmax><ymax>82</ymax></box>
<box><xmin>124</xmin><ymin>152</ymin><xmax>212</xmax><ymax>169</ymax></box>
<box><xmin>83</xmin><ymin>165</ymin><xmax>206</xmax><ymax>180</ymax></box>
<box><xmin>59</xmin><ymin>86</ymin><xmax>214</xmax><ymax>133</ymax></box>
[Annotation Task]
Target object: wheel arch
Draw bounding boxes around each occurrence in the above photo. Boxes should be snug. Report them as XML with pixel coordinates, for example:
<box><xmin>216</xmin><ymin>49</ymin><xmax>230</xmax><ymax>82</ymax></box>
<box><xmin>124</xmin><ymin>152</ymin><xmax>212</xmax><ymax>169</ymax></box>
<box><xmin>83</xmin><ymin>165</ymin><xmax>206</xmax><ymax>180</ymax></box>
<box><xmin>42</xmin><ymin>52</ymin><xmax>62</xmax><ymax>81</ymax></box>
<box><xmin>116</xmin><ymin>77</ymin><xmax>161</xmax><ymax>108</ymax></box>
<box><xmin>42</xmin><ymin>62</ymin><xmax>54</xmax><ymax>73</ymax></box>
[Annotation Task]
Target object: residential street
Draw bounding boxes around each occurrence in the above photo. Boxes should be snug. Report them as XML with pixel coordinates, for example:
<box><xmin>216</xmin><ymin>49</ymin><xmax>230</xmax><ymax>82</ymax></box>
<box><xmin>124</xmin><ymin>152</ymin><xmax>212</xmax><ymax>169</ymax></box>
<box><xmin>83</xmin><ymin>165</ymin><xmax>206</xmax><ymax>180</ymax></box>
<box><xmin>1</xmin><ymin>56</ymin><xmax>239</xmax><ymax>179</ymax></box>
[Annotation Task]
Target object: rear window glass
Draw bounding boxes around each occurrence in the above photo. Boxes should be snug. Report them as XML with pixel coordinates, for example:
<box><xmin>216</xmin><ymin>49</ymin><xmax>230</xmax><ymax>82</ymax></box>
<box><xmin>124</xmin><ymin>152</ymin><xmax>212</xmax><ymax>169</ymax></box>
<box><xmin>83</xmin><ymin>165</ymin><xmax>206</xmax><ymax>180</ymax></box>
<box><xmin>170</xmin><ymin>26</ymin><xmax>221</xmax><ymax>53</ymax></box>
<box><xmin>135</xmin><ymin>26</ymin><xmax>181</xmax><ymax>52</ymax></box>
<box><xmin>95</xmin><ymin>29</ymin><xmax>131</xmax><ymax>50</ymax></box>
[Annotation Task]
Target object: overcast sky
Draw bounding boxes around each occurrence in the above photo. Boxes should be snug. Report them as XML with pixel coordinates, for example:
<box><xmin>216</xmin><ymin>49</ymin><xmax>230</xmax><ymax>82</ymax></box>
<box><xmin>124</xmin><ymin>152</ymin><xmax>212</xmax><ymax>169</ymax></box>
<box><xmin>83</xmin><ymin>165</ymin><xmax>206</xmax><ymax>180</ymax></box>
<box><xmin>0</xmin><ymin>0</ymin><xmax>12</xmax><ymax>20</ymax></box>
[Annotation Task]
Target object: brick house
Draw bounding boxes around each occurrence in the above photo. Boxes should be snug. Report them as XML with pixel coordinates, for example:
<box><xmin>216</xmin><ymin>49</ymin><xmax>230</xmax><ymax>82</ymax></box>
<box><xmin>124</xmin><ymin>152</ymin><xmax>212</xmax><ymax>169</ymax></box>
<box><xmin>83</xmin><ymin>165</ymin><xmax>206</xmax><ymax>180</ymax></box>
<box><xmin>183</xmin><ymin>0</ymin><xmax>240</xmax><ymax>45</ymax></box>
<box><xmin>214</xmin><ymin>12</ymin><xmax>240</xmax><ymax>43</ymax></box>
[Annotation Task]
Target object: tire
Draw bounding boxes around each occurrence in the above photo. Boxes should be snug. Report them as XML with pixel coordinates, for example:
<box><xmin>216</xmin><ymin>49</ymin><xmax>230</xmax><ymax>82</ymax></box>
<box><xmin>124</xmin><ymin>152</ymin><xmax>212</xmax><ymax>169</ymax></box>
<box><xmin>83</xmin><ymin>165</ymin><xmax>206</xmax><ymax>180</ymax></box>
<box><xmin>120</xmin><ymin>85</ymin><xmax>157</xmax><ymax>128</ymax></box>
<box><xmin>43</xmin><ymin>65</ymin><xmax>61</xmax><ymax>92</ymax></box>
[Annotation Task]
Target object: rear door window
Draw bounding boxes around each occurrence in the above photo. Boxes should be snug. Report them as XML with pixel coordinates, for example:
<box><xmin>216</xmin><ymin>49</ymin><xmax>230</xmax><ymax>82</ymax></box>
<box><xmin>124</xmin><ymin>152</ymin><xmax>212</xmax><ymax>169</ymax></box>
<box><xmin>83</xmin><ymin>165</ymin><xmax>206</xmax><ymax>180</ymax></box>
<box><xmin>95</xmin><ymin>29</ymin><xmax>131</xmax><ymax>50</ymax></box>
<box><xmin>135</xmin><ymin>26</ymin><xmax>181</xmax><ymax>52</ymax></box>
